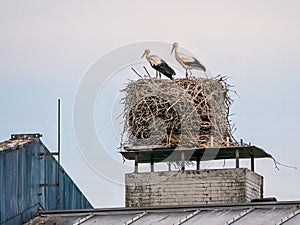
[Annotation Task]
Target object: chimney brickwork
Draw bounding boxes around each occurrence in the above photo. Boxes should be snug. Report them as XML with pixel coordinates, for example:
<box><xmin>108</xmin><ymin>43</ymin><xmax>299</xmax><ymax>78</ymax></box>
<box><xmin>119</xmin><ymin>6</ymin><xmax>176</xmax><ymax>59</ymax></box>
<box><xmin>125</xmin><ymin>168</ymin><xmax>263</xmax><ymax>207</ymax></box>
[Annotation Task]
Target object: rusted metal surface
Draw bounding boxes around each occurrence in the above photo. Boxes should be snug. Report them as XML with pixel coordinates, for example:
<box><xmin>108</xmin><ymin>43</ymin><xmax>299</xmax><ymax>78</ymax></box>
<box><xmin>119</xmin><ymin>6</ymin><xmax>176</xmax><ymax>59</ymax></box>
<box><xmin>0</xmin><ymin>134</ymin><xmax>92</xmax><ymax>225</ymax></box>
<box><xmin>0</xmin><ymin>133</ymin><xmax>41</xmax><ymax>151</ymax></box>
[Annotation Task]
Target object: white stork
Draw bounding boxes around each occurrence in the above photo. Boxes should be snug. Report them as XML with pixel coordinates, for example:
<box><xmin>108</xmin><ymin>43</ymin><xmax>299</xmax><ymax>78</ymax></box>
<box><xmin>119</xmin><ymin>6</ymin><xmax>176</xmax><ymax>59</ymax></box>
<box><xmin>141</xmin><ymin>49</ymin><xmax>175</xmax><ymax>80</ymax></box>
<box><xmin>171</xmin><ymin>42</ymin><xmax>206</xmax><ymax>78</ymax></box>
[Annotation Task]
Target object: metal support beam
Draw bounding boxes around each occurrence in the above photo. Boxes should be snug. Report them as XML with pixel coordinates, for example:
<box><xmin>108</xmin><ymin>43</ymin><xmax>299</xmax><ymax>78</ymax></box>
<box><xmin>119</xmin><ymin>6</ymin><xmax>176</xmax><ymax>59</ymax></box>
<box><xmin>57</xmin><ymin>99</ymin><xmax>61</xmax><ymax>209</ymax></box>
<box><xmin>235</xmin><ymin>149</ymin><xmax>240</xmax><ymax>168</ymax></box>
<box><xmin>181</xmin><ymin>151</ymin><xmax>185</xmax><ymax>171</ymax></box>
<box><xmin>40</xmin><ymin>184</ymin><xmax>59</xmax><ymax>187</ymax></box>
<box><xmin>196</xmin><ymin>155</ymin><xmax>200</xmax><ymax>170</ymax></box>
<box><xmin>150</xmin><ymin>157</ymin><xmax>154</xmax><ymax>172</ymax></box>
<box><xmin>134</xmin><ymin>153</ymin><xmax>138</xmax><ymax>173</ymax></box>
<box><xmin>250</xmin><ymin>153</ymin><xmax>255</xmax><ymax>172</ymax></box>
<box><xmin>235</xmin><ymin>139</ymin><xmax>243</xmax><ymax>169</ymax></box>
<box><xmin>39</xmin><ymin>152</ymin><xmax>59</xmax><ymax>156</ymax></box>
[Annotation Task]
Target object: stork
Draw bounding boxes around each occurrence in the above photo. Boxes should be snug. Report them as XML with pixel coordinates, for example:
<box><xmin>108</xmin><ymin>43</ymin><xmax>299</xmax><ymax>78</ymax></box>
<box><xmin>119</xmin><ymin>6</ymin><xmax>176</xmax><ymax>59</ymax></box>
<box><xmin>141</xmin><ymin>49</ymin><xmax>175</xmax><ymax>80</ymax></box>
<box><xmin>171</xmin><ymin>42</ymin><xmax>207</xmax><ymax>78</ymax></box>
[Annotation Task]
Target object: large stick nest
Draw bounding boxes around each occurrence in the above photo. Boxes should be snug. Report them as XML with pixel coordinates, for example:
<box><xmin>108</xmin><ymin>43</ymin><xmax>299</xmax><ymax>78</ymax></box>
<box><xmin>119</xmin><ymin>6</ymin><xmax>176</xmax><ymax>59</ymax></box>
<box><xmin>121</xmin><ymin>76</ymin><xmax>235</xmax><ymax>149</ymax></box>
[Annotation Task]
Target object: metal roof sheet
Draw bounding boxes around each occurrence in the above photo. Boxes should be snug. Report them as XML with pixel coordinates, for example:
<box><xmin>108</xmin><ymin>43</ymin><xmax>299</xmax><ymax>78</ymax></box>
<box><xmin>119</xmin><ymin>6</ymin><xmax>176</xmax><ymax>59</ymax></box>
<box><xmin>120</xmin><ymin>146</ymin><xmax>272</xmax><ymax>163</ymax></box>
<box><xmin>232</xmin><ymin>207</ymin><xmax>296</xmax><ymax>225</ymax></box>
<box><xmin>26</xmin><ymin>201</ymin><xmax>300</xmax><ymax>225</ymax></box>
<box><xmin>78</xmin><ymin>213</ymin><xmax>140</xmax><ymax>225</ymax></box>
<box><xmin>184</xmin><ymin>209</ymin><xmax>245</xmax><ymax>225</ymax></box>
<box><xmin>285</xmin><ymin>214</ymin><xmax>300</xmax><ymax>224</ymax></box>
<box><xmin>132</xmin><ymin>211</ymin><xmax>190</xmax><ymax>225</ymax></box>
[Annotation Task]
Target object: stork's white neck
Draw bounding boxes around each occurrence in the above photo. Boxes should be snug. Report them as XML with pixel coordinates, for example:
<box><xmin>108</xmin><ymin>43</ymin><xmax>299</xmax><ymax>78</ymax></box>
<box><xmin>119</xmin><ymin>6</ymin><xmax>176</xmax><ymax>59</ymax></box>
<box><xmin>145</xmin><ymin>53</ymin><xmax>151</xmax><ymax>61</ymax></box>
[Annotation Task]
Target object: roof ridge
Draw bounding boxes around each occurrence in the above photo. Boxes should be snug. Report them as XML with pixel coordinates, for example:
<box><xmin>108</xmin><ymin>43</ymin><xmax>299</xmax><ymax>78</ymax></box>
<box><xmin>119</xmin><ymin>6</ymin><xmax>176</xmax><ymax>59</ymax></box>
<box><xmin>0</xmin><ymin>133</ymin><xmax>42</xmax><ymax>151</ymax></box>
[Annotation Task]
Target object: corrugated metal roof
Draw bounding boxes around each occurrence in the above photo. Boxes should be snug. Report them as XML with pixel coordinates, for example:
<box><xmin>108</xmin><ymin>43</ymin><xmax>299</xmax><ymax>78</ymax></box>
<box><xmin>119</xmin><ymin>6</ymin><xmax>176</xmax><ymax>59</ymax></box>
<box><xmin>26</xmin><ymin>201</ymin><xmax>300</xmax><ymax>225</ymax></box>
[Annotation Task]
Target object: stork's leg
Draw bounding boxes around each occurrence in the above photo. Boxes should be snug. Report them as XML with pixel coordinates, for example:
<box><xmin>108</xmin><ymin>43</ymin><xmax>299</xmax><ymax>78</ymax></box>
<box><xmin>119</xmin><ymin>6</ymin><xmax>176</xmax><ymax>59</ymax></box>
<box><xmin>204</xmin><ymin>71</ymin><xmax>208</xmax><ymax>78</ymax></box>
<box><xmin>159</xmin><ymin>73</ymin><xmax>161</xmax><ymax>79</ymax></box>
<box><xmin>189</xmin><ymin>69</ymin><xmax>192</xmax><ymax>78</ymax></box>
<box><xmin>185</xmin><ymin>69</ymin><xmax>188</xmax><ymax>78</ymax></box>
<box><xmin>156</xmin><ymin>71</ymin><xmax>158</xmax><ymax>78</ymax></box>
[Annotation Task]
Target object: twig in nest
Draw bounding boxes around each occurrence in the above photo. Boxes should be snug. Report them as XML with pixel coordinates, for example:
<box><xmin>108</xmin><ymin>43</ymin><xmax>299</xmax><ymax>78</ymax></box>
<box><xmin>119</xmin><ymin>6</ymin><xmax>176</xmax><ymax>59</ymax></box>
<box><xmin>272</xmin><ymin>157</ymin><xmax>297</xmax><ymax>170</ymax></box>
<box><xmin>131</xmin><ymin>67</ymin><xmax>143</xmax><ymax>79</ymax></box>
<box><xmin>121</xmin><ymin>77</ymin><xmax>236</xmax><ymax>148</ymax></box>
<box><xmin>143</xmin><ymin>66</ymin><xmax>152</xmax><ymax>78</ymax></box>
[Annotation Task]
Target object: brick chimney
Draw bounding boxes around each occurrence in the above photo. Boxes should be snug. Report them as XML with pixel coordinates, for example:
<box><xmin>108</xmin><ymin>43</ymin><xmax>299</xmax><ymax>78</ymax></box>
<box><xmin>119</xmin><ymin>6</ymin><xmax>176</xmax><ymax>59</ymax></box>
<box><xmin>125</xmin><ymin>168</ymin><xmax>263</xmax><ymax>207</ymax></box>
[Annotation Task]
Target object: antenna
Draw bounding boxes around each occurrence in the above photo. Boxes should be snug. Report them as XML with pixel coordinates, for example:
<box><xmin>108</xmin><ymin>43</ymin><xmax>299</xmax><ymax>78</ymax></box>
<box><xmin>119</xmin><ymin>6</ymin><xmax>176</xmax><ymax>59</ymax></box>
<box><xmin>57</xmin><ymin>98</ymin><xmax>61</xmax><ymax>208</ymax></box>
<box><xmin>39</xmin><ymin>99</ymin><xmax>62</xmax><ymax>209</ymax></box>
<box><xmin>58</xmin><ymin>99</ymin><xmax>61</xmax><ymax>166</ymax></box>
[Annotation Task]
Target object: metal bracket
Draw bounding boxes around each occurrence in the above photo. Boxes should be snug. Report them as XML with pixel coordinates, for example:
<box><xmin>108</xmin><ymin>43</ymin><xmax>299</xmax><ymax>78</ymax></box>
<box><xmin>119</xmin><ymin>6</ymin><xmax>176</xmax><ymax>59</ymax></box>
<box><xmin>275</xmin><ymin>207</ymin><xmax>300</xmax><ymax>225</ymax></box>
<box><xmin>73</xmin><ymin>213</ymin><xmax>94</xmax><ymax>225</ymax></box>
<box><xmin>225</xmin><ymin>207</ymin><xmax>254</xmax><ymax>225</ymax></box>
<box><xmin>175</xmin><ymin>209</ymin><xmax>201</xmax><ymax>225</ymax></box>
<box><xmin>39</xmin><ymin>184</ymin><xmax>59</xmax><ymax>187</ymax></box>
<box><xmin>39</xmin><ymin>152</ymin><xmax>59</xmax><ymax>156</ymax></box>
<box><xmin>124</xmin><ymin>211</ymin><xmax>148</xmax><ymax>225</ymax></box>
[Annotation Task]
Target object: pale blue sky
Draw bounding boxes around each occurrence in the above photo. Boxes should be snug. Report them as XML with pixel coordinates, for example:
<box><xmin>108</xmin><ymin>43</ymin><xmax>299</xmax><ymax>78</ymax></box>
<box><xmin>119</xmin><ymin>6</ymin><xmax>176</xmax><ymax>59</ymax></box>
<box><xmin>1</xmin><ymin>0</ymin><xmax>300</xmax><ymax>207</ymax></box>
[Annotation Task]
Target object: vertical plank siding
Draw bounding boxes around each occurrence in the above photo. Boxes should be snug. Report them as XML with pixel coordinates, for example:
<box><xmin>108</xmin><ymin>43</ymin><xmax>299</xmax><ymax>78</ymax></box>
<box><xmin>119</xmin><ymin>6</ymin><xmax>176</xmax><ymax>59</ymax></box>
<box><xmin>0</xmin><ymin>139</ymin><xmax>92</xmax><ymax>224</ymax></box>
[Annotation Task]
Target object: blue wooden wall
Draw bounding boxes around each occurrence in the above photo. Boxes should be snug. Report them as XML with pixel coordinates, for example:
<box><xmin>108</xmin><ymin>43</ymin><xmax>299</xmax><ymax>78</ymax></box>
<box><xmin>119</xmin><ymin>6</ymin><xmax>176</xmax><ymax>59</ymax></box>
<box><xmin>0</xmin><ymin>139</ymin><xmax>92</xmax><ymax>225</ymax></box>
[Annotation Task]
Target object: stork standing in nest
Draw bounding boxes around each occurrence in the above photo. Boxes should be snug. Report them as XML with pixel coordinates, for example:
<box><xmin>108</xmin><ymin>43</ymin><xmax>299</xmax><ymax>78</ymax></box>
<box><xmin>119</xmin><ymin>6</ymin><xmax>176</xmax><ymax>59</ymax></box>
<box><xmin>141</xmin><ymin>49</ymin><xmax>175</xmax><ymax>80</ymax></box>
<box><xmin>171</xmin><ymin>42</ymin><xmax>207</xmax><ymax>78</ymax></box>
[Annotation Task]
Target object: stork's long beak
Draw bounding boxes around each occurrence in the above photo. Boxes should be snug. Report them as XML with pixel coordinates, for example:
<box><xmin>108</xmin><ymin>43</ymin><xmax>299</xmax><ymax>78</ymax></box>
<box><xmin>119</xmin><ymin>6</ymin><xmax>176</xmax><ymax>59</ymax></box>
<box><xmin>171</xmin><ymin>46</ymin><xmax>175</xmax><ymax>55</ymax></box>
<box><xmin>141</xmin><ymin>52</ymin><xmax>146</xmax><ymax>59</ymax></box>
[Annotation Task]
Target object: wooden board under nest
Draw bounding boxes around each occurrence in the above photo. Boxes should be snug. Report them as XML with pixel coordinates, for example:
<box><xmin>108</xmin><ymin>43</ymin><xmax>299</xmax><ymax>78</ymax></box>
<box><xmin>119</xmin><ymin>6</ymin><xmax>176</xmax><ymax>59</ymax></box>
<box><xmin>121</xmin><ymin>77</ymin><xmax>234</xmax><ymax>149</ymax></box>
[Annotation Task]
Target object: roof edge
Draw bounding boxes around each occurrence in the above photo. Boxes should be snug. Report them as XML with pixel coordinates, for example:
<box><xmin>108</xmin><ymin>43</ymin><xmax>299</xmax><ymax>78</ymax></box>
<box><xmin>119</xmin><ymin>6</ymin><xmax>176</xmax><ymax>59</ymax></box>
<box><xmin>38</xmin><ymin>200</ymin><xmax>300</xmax><ymax>215</ymax></box>
<box><xmin>0</xmin><ymin>133</ymin><xmax>42</xmax><ymax>152</ymax></box>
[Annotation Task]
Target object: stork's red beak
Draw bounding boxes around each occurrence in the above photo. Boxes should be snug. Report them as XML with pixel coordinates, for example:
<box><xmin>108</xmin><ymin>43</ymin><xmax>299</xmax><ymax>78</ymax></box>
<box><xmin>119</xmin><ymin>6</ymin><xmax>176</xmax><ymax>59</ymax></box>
<box><xmin>141</xmin><ymin>52</ymin><xmax>146</xmax><ymax>59</ymax></box>
<box><xmin>171</xmin><ymin>46</ymin><xmax>175</xmax><ymax>55</ymax></box>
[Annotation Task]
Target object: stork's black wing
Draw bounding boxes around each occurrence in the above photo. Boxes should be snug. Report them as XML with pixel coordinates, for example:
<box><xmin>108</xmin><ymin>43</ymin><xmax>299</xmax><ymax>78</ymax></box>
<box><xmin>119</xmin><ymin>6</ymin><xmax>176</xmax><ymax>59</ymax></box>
<box><xmin>184</xmin><ymin>58</ymin><xmax>206</xmax><ymax>72</ymax></box>
<box><xmin>152</xmin><ymin>60</ymin><xmax>175</xmax><ymax>80</ymax></box>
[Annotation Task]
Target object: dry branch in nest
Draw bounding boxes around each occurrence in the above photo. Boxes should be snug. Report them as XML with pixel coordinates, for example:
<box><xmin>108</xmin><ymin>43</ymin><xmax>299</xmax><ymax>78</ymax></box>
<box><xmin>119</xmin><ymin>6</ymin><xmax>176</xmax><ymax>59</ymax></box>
<box><xmin>121</xmin><ymin>75</ymin><xmax>236</xmax><ymax>149</ymax></box>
